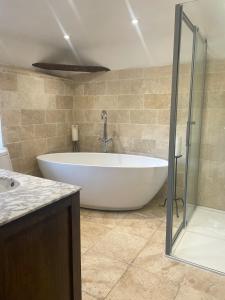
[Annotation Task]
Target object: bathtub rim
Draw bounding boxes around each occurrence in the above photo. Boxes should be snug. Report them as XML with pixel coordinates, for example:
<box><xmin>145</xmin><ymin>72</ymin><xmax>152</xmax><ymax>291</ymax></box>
<box><xmin>37</xmin><ymin>152</ymin><xmax>168</xmax><ymax>169</ymax></box>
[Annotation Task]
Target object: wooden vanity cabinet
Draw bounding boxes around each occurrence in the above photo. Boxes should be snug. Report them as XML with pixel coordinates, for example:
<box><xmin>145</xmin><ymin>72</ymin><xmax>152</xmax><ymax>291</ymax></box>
<box><xmin>0</xmin><ymin>192</ymin><xmax>81</xmax><ymax>300</ymax></box>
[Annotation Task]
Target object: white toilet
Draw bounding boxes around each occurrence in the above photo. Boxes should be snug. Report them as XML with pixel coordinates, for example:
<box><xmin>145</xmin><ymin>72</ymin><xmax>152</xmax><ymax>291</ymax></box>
<box><xmin>0</xmin><ymin>148</ymin><xmax>13</xmax><ymax>170</ymax></box>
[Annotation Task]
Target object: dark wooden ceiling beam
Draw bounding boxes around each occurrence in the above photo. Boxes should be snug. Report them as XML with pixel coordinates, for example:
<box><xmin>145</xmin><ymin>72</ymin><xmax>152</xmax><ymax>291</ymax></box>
<box><xmin>32</xmin><ymin>63</ymin><xmax>110</xmax><ymax>72</ymax></box>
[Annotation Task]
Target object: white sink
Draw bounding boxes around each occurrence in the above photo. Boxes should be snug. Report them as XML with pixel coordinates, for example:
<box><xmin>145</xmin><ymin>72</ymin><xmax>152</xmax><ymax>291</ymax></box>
<box><xmin>0</xmin><ymin>177</ymin><xmax>20</xmax><ymax>193</ymax></box>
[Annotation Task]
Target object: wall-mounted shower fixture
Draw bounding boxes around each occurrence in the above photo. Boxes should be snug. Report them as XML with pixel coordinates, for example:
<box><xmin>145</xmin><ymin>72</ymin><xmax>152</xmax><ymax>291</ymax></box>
<box><xmin>99</xmin><ymin>110</ymin><xmax>112</xmax><ymax>153</ymax></box>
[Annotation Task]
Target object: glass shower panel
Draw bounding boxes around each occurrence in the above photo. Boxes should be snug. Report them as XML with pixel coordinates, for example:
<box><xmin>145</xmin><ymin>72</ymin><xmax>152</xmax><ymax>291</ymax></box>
<box><xmin>185</xmin><ymin>31</ymin><xmax>206</xmax><ymax>224</ymax></box>
<box><xmin>172</xmin><ymin>20</ymin><xmax>193</xmax><ymax>239</ymax></box>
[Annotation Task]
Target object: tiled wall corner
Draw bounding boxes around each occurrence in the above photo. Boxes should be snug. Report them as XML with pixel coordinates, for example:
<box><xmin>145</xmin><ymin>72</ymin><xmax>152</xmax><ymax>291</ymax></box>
<box><xmin>197</xmin><ymin>59</ymin><xmax>225</xmax><ymax>210</ymax></box>
<box><xmin>0</xmin><ymin>67</ymin><xmax>74</xmax><ymax>176</ymax></box>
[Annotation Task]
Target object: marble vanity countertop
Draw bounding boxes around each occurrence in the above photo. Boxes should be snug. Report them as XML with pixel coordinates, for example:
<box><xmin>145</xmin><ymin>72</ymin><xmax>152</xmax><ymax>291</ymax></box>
<box><xmin>0</xmin><ymin>169</ymin><xmax>81</xmax><ymax>227</ymax></box>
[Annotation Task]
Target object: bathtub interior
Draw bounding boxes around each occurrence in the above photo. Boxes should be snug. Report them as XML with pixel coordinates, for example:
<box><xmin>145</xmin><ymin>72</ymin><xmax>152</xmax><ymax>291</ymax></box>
<box><xmin>37</xmin><ymin>152</ymin><xmax>168</xmax><ymax>168</ymax></box>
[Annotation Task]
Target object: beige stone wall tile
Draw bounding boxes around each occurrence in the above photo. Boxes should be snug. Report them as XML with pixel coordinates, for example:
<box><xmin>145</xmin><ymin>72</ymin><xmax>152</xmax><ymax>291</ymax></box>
<box><xmin>21</xmin><ymin>109</ymin><xmax>45</xmax><ymax>125</ymax></box>
<box><xmin>65</xmin><ymin>110</ymin><xmax>73</xmax><ymax>123</ymax></box>
<box><xmin>73</xmin><ymin>110</ymin><xmax>85</xmax><ymax>123</ymax></box>
<box><xmin>106</xmin><ymin>81</ymin><xmax>121</xmax><ymax>95</ymax></box>
<box><xmin>74</xmin><ymin>96</ymin><xmax>95</xmax><ymax>109</ymax></box>
<box><xmin>74</xmin><ymin>83</ymin><xmax>84</xmax><ymax>95</ymax></box>
<box><xmin>153</xmin><ymin>140</ymin><xmax>169</xmax><ymax>159</ymax></box>
<box><xmin>18</xmin><ymin>92</ymin><xmax>46</xmax><ymax>110</ymax></box>
<box><xmin>130</xmin><ymin>79</ymin><xmax>145</xmax><ymax>94</ymax></box>
<box><xmin>119</xmin><ymin>80</ymin><xmax>132</xmax><ymax>94</ymax></box>
<box><xmin>79</xmin><ymin>135</ymin><xmax>100</xmax><ymax>152</ymax></box>
<box><xmin>0</xmin><ymin>72</ymin><xmax>17</xmax><ymax>91</ymax></box>
<box><xmin>21</xmin><ymin>138</ymin><xmax>47</xmax><ymax>159</ymax></box>
<box><xmin>56</xmin><ymin>95</ymin><xmax>73</xmax><ymax>109</ymax></box>
<box><xmin>3</xmin><ymin>126</ymin><xmax>21</xmax><ymax>144</ymax></box>
<box><xmin>11</xmin><ymin>158</ymin><xmax>26</xmax><ymax>173</ymax></box>
<box><xmin>56</xmin><ymin>123</ymin><xmax>68</xmax><ymax>136</ymax></box>
<box><xmin>46</xmin><ymin>95</ymin><xmax>56</xmax><ymax>109</ymax></box>
<box><xmin>20</xmin><ymin>125</ymin><xmax>35</xmax><ymax>140</ymax></box>
<box><xmin>95</xmin><ymin>81</ymin><xmax>106</xmax><ymax>95</ymax></box>
<box><xmin>207</xmin><ymin>59</ymin><xmax>225</xmax><ymax>73</ymax></box>
<box><xmin>118</xmin><ymin>95</ymin><xmax>143</xmax><ymax>109</ymax></box>
<box><xmin>119</xmin><ymin>68</ymin><xmax>144</xmax><ymax>79</ymax></box>
<box><xmin>17</xmin><ymin>74</ymin><xmax>44</xmax><ymax>94</ymax></box>
<box><xmin>142</xmin><ymin>125</ymin><xmax>170</xmax><ymax>140</ymax></box>
<box><xmin>64</xmin><ymin>80</ymin><xmax>75</xmax><ymax>96</ymax></box>
<box><xmin>108</xmin><ymin>110</ymin><xmax>130</xmax><ymax>123</ymax></box>
<box><xmin>144</xmin><ymin>94</ymin><xmax>170</xmax><ymax>109</ymax></box>
<box><xmin>144</xmin><ymin>65</ymin><xmax>172</xmax><ymax>78</ymax></box>
<box><xmin>79</xmin><ymin>123</ymin><xmax>102</xmax><ymax>137</ymax></box>
<box><xmin>157</xmin><ymin>109</ymin><xmax>170</xmax><ymax>125</ymax></box>
<box><xmin>0</xmin><ymin>91</ymin><xmax>21</xmax><ymax>110</ymax></box>
<box><xmin>206</xmin><ymin>73</ymin><xmax>225</xmax><ymax>91</ymax></box>
<box><xmin>46</xmin><ymin>110</ymin><xmax>65</xmax><ymax>123</ymax></box>
<box><xmin>204</xmin><ymin>91</ymin><xmax>225</xmax><ymax>109</ymax></box>
<box><xmin>144</xmin><ymin>77</ymin><xmax>171</xmax><ymax>94</ymax></box>
<box><xmin>7</xmin><ymin>142</ymin><xmax>23</xmax><ymax>159</ymax></box>
<box><xmin>46</xmin><ymin>124</ymin><xmax>57</xmax><ymax>137</ymax></box>
<box><xmin>83</xmin><ymin>82</ymin><xmax>95</xmax><ymax>95</ymax></box>
<box><xmin>44</xmin><ymin>78</ymin><xmax>65</xmax><ymax>94</ymax></box>
<box><xmin>130</xmin><ymin>138</ymin><xmax>156</xmax><ymax>154</ymax></box>
<box><xmin>34</xmin><ymin>124</ymin><xmax>48</xmax><ymax>138</ymax></box>
<box><xmin>47</xmin><ymin>136</ymin><xmax>66</xmax><ymax>152</ymax></box>
<box><xmin>74</xmin><ymin>110</ymin><xmax>101</xmax><ymax>123</ymax></box>
<box><xmin>113</xmin><ymin>137</ymin><xmax>132</xmax><ymax>154</ymax></box>
<box><xmin>94</xmin><ymin>95</ymin><xmax>118</xmax><ymax>109</ymax></box>
<box><xmin>130</xmin><ymin>110</ymin><xmax>157</xmax><ymax>124</ymax></box>
<box><xmin>117</xmin><ymin>124</ymin><xmax>144</xmax><ymax>138</ymax></box>
<box><xmin>2</xmin><ymin>110</ymin><xmax>21</xmax><ymax>126</ymax></box>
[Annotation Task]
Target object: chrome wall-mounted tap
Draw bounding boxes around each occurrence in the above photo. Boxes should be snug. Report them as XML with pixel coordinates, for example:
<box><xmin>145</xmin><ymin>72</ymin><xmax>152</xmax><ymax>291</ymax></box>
<box><xmin>99</xmin><ymin>110</ymin><xmax>112</xmax><ymax>153</ymax></box>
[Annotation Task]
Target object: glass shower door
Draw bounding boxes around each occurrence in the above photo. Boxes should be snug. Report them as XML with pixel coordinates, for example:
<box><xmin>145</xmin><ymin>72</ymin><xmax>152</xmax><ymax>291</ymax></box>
<box><xmin>166</xmin><ymin>4</ymin><xmax>207</xmax><ymax>254</ymax></box>
<box><xmin>184</xmin><ymin>31</ymin><xmax>206</xmax><ymax>224</ymax></box>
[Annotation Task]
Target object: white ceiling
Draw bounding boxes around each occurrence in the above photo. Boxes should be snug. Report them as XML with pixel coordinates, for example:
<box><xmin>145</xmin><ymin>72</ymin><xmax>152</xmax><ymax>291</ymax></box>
<box><xmin>0</xmin><ymin>0</ymin><xmax>180</xmax><ymax>70</ymax></box>
<box><xmin>0</xmin><ymin>0</ymin><xmax>224</xmax><ymax>72</ymax></box>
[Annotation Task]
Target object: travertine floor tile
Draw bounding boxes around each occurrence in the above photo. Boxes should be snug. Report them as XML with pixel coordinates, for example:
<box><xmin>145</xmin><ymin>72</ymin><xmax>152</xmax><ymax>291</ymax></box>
<box><xmin>105</xmin><ymin>265</ymin><xmax>179</xmax><ymax>300</ymax></box>
<box><xmin>80</xmin><ymin>208</ymin><xmax>127</xmax><ymax>228</ymax></box>
<box><xmin>82</xmin><ymin>291</ymin><xmax>98</xmax><ymax>300</ymax></box>
<box><xmin>81</xmin><ymin>219</ymin><xmax>112</xmax><ymax>254</ymax></box>
<box><xmin>89</xmin><ymin>227</ymin><xmax>148</xmax><ymax>263</ymax></box>
<box><xmin>82</xmin><ymin>250</ymin><xmax>128</xmax><ymax>299</ymax></box>
<box><xmin>80</xmin><ymin>196</ymin><xmax>225</xmax><ymax>300</ymax></box>
<box><xmin>137</xmin><ymin>197</ymin><xmax>166</xmax><ymax>220</ymax></box>
<box><xmin>133</xmin><ymin>241</ymin><xmax>186</xmax><ymax>284</ymax></box>
<box><xmin>181</xmin><ymin>266</ymin><xmax>225</xmax><ymax>299</ymax></box>
<box><xmin>116</xmin><ymin>212</ymin><xmax>162</xmax><ymax>239</ymax></box>
<box><xmin>150</xmin><ymin>227</ymin><xmax>166</xmax><ymax>244</ymax></box>
<box><xmin>82</xmin><ymin>292</ymin><xmax>98</xmax><ymax>300</ymax></box>
<box><xmin>175</xmin><ymin>285</ymin><xmax>219</xmax><ymax>300</ymax></box>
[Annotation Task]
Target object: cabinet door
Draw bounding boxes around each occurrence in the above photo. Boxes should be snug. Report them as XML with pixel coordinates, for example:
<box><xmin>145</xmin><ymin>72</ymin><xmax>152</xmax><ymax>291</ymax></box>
<box><xmin>0</xmin><ymin>194</ymin><xmax>81</xmax><ymax>300</ymax></box>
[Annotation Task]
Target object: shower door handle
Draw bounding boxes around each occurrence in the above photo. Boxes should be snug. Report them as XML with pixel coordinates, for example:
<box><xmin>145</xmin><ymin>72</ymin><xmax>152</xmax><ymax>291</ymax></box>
<box><xmin>186</xmin><ymin>121</ymin><xmax>191</xmax><ymax>147</ymax></box>
<box><xmin>186</xmin><ymin>120</ymin><xmax>196</xmax><ymax>147</ymax></box>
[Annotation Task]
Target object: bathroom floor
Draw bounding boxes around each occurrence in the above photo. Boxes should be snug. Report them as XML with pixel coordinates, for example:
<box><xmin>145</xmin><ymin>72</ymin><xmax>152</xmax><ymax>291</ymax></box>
<box><xmin>80</xmin><ymin>196</ymin><xmax>225</xmax><ymax>300</ymax></box>
<box><xmin>173</xmin><ymin>206</ymin><xmax>225</xmax><ymax>274</ymax></box>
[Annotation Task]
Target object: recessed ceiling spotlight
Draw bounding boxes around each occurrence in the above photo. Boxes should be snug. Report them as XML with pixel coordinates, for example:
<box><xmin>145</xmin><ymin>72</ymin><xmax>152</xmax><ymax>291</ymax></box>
<box><xmin>64</xmin><ymin>34</ymin><xmax>70</xmax><ymax>40</ymax></box>
<box><xmin>131</xmin><ymin>19</ymin><xmax>139</xmax><ymax>25</ymax></box>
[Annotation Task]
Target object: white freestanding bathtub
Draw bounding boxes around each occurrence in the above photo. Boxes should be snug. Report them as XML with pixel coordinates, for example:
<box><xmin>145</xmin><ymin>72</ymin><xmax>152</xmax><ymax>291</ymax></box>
<box><xmin>37</xmin><ymin>153</ymin><xmax>168</xmax><ymax>211</ymax></box>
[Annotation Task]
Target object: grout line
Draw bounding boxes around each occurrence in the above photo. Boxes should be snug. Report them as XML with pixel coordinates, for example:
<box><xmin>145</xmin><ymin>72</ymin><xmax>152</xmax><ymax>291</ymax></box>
<box><xmin>103</xmin><ymin>261</ymin><xmax>131</xmax><ymax>299</ymax></box>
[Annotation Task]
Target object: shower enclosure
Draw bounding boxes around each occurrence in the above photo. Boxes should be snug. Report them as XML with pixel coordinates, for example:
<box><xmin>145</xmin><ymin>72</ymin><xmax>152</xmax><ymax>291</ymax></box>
<box><xmin>166</xmin><ymin>0</ymin><xmax>225</xmax><ymax>275</ymax></box>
